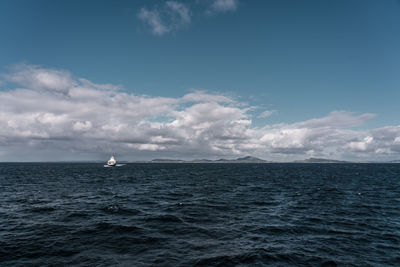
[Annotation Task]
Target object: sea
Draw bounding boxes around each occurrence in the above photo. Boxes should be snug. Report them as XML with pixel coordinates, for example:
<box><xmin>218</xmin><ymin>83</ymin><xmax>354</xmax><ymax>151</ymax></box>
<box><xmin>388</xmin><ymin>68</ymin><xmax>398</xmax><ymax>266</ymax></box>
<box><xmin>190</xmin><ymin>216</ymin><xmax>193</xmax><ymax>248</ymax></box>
<box><xmin>0</xmin><ymin>163</ymin><xmax>399</xmax><ymax>266</ymax></box>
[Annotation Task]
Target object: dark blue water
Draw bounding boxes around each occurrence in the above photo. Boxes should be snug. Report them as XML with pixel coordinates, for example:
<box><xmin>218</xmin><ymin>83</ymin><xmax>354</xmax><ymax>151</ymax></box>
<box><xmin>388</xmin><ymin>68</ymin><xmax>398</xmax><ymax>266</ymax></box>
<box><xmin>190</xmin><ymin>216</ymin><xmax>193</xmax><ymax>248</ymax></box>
<box><xmin>1</xmin><ymin>163</ymin><xmax>399</xmax><ymax>266</ymax></box>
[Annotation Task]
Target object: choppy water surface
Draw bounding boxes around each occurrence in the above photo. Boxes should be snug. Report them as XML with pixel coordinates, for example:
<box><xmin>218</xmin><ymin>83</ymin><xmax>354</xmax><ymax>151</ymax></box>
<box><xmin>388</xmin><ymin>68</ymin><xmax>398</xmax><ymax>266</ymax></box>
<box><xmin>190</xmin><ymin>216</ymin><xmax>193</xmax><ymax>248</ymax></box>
<box><xmin>0</xmin><ymin>163</ymin><xmax>399</xmax><ymax>266</ymax></box>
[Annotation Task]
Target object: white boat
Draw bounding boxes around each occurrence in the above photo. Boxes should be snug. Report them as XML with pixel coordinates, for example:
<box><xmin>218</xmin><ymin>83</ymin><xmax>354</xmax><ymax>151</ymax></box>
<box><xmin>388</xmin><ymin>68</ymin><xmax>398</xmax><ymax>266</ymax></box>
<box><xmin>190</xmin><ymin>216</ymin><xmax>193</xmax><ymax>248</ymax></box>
<box><xmin>107</xmin><ymin>156</ymin><xmax>117</xmax><ymax>166</ymax></box>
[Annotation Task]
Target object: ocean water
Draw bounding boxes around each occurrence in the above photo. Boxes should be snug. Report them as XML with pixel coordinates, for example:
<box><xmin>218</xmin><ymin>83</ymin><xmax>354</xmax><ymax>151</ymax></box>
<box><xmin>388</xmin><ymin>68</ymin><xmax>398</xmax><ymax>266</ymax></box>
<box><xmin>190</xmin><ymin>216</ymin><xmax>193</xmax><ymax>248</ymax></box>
<box><xmin>0</xmin><ymin>163</ymin><xmax>399</xmax><ymax>266</ymax></box>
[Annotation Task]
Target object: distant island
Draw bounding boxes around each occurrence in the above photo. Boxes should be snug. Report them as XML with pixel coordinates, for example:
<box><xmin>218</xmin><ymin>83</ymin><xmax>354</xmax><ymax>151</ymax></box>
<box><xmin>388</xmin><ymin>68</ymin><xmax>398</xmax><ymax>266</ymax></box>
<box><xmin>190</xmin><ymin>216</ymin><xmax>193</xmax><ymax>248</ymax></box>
<box><xmin>148</xmin><ymin>156</ymin><xmax>351</xmax><ymax>163</ymax></box>
<box><xmin>292</xmin><ymin>158</ymin><xmax>349</xmax><ymax>163</ymax></box>
<box><xmin>5</xmin><ymin>157</ymin><xmax>399</xmax><ymax>163</ymax></box>
<box><xmin>150</xmin><ymin>156</ymin><xmax>272</xmax><ymax>163</ymax></box>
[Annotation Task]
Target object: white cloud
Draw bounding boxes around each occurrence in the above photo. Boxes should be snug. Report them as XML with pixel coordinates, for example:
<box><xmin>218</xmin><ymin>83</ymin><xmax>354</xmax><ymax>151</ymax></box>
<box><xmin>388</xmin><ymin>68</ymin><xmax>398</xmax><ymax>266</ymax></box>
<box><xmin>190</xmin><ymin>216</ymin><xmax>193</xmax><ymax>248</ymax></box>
<box><xmin>138</xmin><ymin>8</ymin><xmax>169</xmax><ymax>36</ymax></box>
<box><xmin>347</xmin><ymin>136</ymin><xmax>373</xmax><ymax>151</ymax></box>
<box><xmin>1</xmin><ymin>64</ymin><xmax>400</xmax><ymax>162</ymax></box>
<box><xmin>293</xmin><ymin>111</ymin><xmax>376</xmax><ymax>129</ymax></box>
<box><xmin>207</xmin><ymin>0</ymin><xmax>238</xmax><ymax>14</ymax></box>
<box><xmin>138</xmin><ymin>1</ymin><xmax>191</xmax><ymax>36</ymax></box>
<box><xmin>73</xmin><ymin>121</ymin><xmax>93</xmax><ymax>132</ymax></box>
<box><xmin>2</xmin><ymin>63</ymin><xmax>75</xmax><ymax>94</ymax></box>
<box><xmin>166</xmin><ymin>1</ymin><xmax>191</xmax><ymax>24</ymax></box>
<box><xmin>182</xmin><ymin>91</ymin><xmax>233</xmax><ymax>103</ymax></box>
<box><xmin>258</xmin><ymin>110</ymin><xmax>277</xmax><ymax>118</ymax></box>
<box><xmin>137</xmin><ymin>0</ymin><xmax>240</xmax><ymax>35</ymax></box>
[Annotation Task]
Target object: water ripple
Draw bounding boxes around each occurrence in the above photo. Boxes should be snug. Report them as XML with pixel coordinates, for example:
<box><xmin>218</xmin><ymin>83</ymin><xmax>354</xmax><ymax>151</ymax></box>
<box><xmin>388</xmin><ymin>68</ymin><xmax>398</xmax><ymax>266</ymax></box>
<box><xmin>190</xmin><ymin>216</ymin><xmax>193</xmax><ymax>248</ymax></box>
<box><xmin>0</xmin><ymin>163</ymin><xmax>399</xmax><ymax>266</ymax></box>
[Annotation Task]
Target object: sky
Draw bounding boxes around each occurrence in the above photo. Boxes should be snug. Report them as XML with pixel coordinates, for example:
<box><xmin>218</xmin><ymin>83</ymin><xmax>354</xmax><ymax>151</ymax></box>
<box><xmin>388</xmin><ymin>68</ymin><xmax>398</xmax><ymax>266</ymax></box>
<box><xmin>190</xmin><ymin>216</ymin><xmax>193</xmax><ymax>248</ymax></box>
<box><xmin>0</xmin><ymin>0</ymin><xmax>399</xmax><ymax>162</ymax></box>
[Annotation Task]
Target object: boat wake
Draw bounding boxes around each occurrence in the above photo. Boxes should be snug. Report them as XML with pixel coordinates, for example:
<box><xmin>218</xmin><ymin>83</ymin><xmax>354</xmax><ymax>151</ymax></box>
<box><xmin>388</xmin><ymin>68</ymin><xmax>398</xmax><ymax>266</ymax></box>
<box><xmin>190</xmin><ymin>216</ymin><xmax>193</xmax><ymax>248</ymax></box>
<box><xmin>103</xmin><ymin>164</ymin><xmax>126</xmax><ymax>167</ymax></box>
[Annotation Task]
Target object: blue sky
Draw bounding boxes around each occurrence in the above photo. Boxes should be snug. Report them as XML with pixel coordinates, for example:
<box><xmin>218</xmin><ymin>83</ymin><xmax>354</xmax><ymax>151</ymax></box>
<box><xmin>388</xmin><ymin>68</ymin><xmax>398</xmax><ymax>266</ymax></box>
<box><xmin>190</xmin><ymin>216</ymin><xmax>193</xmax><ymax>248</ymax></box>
<box><xmin>0</xmin><ymin>0</ymin><xmax>399</xmax><ymax>161</ymax></box>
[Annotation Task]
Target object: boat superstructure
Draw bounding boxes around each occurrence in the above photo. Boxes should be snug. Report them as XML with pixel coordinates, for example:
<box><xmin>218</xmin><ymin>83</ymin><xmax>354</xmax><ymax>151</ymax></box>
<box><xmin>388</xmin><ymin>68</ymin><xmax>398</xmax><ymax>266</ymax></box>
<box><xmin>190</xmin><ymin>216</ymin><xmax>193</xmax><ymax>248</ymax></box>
<box><xmin>107</xmin><ymin>156</ymin><xmax>117</xmax><ymax>166</ymax></box>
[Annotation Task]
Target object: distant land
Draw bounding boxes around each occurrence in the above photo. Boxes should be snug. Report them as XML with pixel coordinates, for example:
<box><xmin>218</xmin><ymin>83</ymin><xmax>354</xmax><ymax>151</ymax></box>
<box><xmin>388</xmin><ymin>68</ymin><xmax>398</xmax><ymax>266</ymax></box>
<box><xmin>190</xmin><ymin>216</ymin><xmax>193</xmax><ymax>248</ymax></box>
<box><xmin>147</xmin><ymin>157</ymin><xmax>398</xmax><ymax>164</ymax></box>
<box><xmin>148</xmin><ymin>156</ymin><xmax>352</xmax><ymax>163</ymax></box>
<box><xmin>292</xmin><ymin>158</ymin><xmax>349</xmax><ymax>163</ymax></box>
<box><xmin>2</xmin><ymin>157</ymin><xmax>399</xmax><ymax>163</ymax></box>
<box><xmin>150</xmin><ymin>156</ymin><xmax>273</xmax><ymax>163</ymax></box>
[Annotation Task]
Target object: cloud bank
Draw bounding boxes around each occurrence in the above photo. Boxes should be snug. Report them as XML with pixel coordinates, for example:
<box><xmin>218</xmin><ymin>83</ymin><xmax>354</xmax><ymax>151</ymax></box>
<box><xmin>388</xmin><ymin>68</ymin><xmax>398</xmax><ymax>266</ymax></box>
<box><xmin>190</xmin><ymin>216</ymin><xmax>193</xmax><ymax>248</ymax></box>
<box><xmin>0</xmin><ymin>64</ymin><xmax>400</xmax><ymax>161</ymax></box>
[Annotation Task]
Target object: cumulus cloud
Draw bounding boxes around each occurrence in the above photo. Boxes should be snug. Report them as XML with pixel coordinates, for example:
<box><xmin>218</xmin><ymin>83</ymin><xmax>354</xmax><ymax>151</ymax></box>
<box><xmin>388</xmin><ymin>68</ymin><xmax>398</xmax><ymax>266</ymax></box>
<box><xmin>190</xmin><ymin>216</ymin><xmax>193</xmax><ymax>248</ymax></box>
<box><xmin>2</xmin><ymin>63</ymin><xmax>76</xmax><ymax>94</ymax></box>
<box><xmin>347</xmin><ymin>136</ymin><xmax>373</xmax><ymax>151</ymax></box>
<box><xmin>1</xmin><ymin>64</ymin><xmax>400</xmax><ymax>161</ymax></box>
<box><xmin>138</xmin><ymin>1</ymin><xmax>191</xmax><ymax>35</ymax></box>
